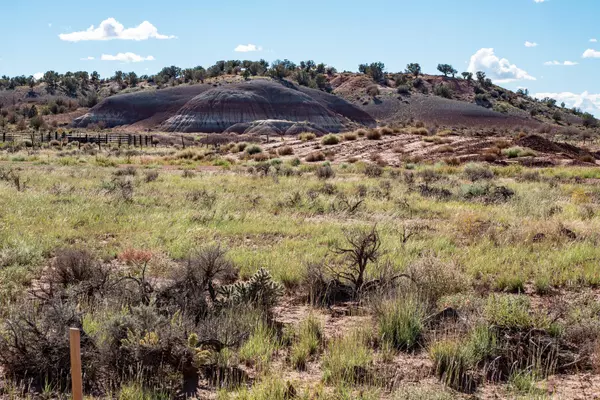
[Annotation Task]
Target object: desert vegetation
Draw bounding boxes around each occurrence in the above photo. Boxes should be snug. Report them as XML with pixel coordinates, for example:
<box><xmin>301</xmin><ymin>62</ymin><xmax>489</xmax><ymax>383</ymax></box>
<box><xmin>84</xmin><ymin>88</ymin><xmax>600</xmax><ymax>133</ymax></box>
<box><xmin>0</xmin><ymin>135</ymin><xmax>599</xmax><ymax>399</ymax></box>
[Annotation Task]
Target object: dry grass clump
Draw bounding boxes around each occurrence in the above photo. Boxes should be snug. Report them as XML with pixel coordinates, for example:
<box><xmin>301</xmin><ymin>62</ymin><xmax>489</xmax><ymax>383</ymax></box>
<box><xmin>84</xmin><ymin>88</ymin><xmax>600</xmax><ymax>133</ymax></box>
<box><xmin>343</xmin><ymin>132</ymin><xmax>358</xmax><ymax>141</ymax></box>
<box><xmin>356</xmin><ymin>129</ymin><xmax>367</xmax><ymax>137</ymax></box>
<box><xmin>366</xmin><ymin>129</ymin><xmax>382</xmax><ymax>140</ymax></box>
<box><xmin>277</xmin><ymin>146</ymin><xmax>294</xmax><ymax>156</ymax></box>
<box><xmin>380</xmin><ymin>127</ymin><xmax>394</xmax><ymax>136</ymax></box>
<box><xmin>410</xmin><ymin>127</ymin><xmax>429</xmax><ymax>136</ymax></box>
<box><xmin>306</xmin><ymin>151</ymin><xmax>326</xmax><ymax>162</ymax></box>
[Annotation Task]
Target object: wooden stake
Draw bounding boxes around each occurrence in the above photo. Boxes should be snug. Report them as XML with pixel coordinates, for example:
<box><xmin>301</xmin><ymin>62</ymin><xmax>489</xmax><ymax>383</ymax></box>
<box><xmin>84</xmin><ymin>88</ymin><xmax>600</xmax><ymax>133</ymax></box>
<box><xmin>69</xmin><ymin>328</ymin><xmax>83</xmax><ymax>400</ymax></box>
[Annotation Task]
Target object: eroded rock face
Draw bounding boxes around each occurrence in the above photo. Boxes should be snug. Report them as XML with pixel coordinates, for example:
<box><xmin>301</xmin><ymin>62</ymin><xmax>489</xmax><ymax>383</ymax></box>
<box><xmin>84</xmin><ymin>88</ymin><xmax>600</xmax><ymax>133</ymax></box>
<box><xmin>161</xmin><ymin>81</ymin><xmax>357</xmax><ymax>133</ymax></box>
<box><xmin>222</xmin><ymin>120</ymin><xmax>327</xmax><ymax>136</ymax></box>
<box><xmin>73</xmin><ymin>80</ymin><xmax>376</xmax><ymax>134</ymax></box>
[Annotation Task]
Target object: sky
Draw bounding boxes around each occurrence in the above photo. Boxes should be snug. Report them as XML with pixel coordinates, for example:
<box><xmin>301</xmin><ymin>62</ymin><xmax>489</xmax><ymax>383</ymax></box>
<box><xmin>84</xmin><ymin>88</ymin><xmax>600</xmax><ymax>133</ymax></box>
<box><xmin>1</xmin><ymin>0</ymin><xmax>599</xmax><ymax>114</ymax></box>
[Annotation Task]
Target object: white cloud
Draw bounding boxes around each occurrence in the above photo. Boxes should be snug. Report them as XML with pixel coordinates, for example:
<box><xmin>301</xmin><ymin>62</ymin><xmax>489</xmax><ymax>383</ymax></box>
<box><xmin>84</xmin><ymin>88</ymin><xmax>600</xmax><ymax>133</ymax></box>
<box><xmin>534</xmin><ymin>0</ymin><xmax>546</xmax><ymax>3</ymax></box>
<box><xmin>534</xmin><ymin>91</ymin><xmax>600</xmax><ymax>116</ymax></box>
<box><xmin>59</xmin><ymin>18</ymin><xmax>175</xmax><ymax>42</ymax></box>
<box><xmin>33</xmin><ymin>72</ymin><xmax>43</xmax><ymax>80</ymax></box>
<box><xmin>234</xmin><ymin>44</ymin><xmax>262</xmax><ymax>52</ymax></box>
<box><xmin>48</xmin><ymin>23</ymin><xmax>52</xmax><ymax>28</ymax></box>
<box><xmin>467</xmin><ymin>48</ymin><xmax>536</xmax><ymax>83</ymax></box>
<box><xmin>100</xmin><ymin>53</ymin><xmax>155</xmax><ymax>63</ymax></box>
<box><xmin>525</xmin><ymin>41</ymin><xmax>538</xmax><ymax>47</ymax></box>
<box><xmin>583</xmin><ymin>49</ymin><xmax>600</xmax><ymax>58</ymax></box>
<box><xmin>80</xmin><ymin>56</ymin><xmax>95</xmax><ymax>61</ymax></box>
<box><xmin>590</xmin><ymin>38</ymin><xmax>598</xmax><ymax>43</ymax></box>
<box><xmin>544</xmin><ymin>60</ymin><xmax>578</xmax><ymax>66</ymax></box>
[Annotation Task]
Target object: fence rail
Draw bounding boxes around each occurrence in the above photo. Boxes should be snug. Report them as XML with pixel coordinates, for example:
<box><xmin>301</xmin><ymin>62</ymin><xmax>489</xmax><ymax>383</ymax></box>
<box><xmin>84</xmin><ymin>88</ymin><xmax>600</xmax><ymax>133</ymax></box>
<box><xmin>0</xmin><ymin>131</ymin><xmax>156</xmax><ymax>148</ymax></box>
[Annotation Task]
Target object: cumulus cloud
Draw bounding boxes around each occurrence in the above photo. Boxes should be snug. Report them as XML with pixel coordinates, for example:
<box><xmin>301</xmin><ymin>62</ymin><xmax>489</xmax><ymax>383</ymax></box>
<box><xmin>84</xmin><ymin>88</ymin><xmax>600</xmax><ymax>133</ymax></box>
<box><xmin>534</xmin><ymin>0</ymin><xmax>546</xmax><ymax>3</ymax></box>
<box><xmin>534</xmin><ymin>91</ymin><xmax>600</xmax><ymax>116</ymax></box>
<box><xmin>467</xmin><ymin>48</ymin><xmax>536</xmax><ymax>83</ymax></box>
<box><xmin>100</xmin><ymin>53</ymin><xmax>155</xmax><ymax>63</ymax></box>
<box><xmin>583</xmin><ymin>49</ymin><xmax>600</xmax><ymax>58</ymax></box>
<box><xmin>525</xmin><ymin>41</ymin><xmax>538</xmax><ymax>47</ymax></box>
<box><xmin>234</xmin><ymin>44</ymin><xmax>262</xmax><ymax>52</ymax></box>
<box><xmin>80</xmin><ymin>56</ymin><xmax>95</xmax><ymax>61</ymax></box>
<box><xmin>544</xmin><ymin>60</ymin><xmax>578</xmax><ymax>66</ymax></box>
<box><xmin>590</xmin><ymin>38</ymin><xmax>598</xmax><ymax>43</ymax></box>
<box><xmin>33</xmin><ymin>72</ymin><xmax>43</xmax><ymax>80</ymax></box>
<box><xmin>59</xmin><ymin>18</ymin><xmax>175</xmax><ymax>42</ymax></box>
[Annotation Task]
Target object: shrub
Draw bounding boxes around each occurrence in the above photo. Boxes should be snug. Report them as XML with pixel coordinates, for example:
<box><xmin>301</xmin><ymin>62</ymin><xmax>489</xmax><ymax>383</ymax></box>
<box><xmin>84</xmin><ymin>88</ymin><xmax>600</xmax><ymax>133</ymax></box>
<box><xmin>322</xmin><ymin>331</ymin><xmax>372</xmax><ymax>385</ymax></box>
<box><xmin>463</xmin><ymin>164</ymin><xmax>494</xmax><ymax>181</ymax></box>
<box><xmin>143</xmin><ymin>170</ymin><xmax>159</xmax><ymax>183</ymax></box>
<box><xmin>113</xmin><ymin>166</ymin><xmax>137</xmax><ymax>177</ymax></box>
<box><xmin>364</xmin><ymin>163</ymin><xmax>383</xmax><ymax>177</ymax></box>
<box><xmin>502</xmin><ymin>147</ymin><xmax>535</xmax><ymax>158</ymax></box>
<box><xmin>434</xmin><ymin>84</ymin><xmax>453</xmax><ymax>99</ymax></box>
<box><xmin>356</xmin><ymin>129</ymin><xmax>367</xmax><ymax>137</ymax></box>
<box><xmin>380</xmin><ymin>127</ymin><xmax>394</xmax><ymax>136</ymax></box>
<box><xmin>376</xmin><ymin>295</ymin><xmax>425</xmax><ymax>351</ymax></box>
<box><xmin>343</xmin><ymin>132</ymin><xmax>357</xmax><ymax>141</ymax></box>
<box><xmin>321</xmin><ymin>134</ymin><xmax>340</xmax><ymax>145</ymax></box>
<box><xmin>306</xmin><ymin>152</ymin><xmax>325</xmax><ymax>162</ymax></box>
<box><xmin>299</xmin><ymin>132</ymin><xmax>317</xmax><ymax>141</ymax></box>
<box><xmin>366</xmin><ymin>129</ymin><xmax>382</xmax><ymax>140</ymax></box>
<box><xmin>366</xmin><ymin>85</ymin><xmax>380</xmax><ymax>97</ymax></box>
<box><xmin>316</xmin><ymin>164</ymin><xmax>335</xmax><ymax>180</ymax></box>
<box><xmin>182</xmin><ymin>169</ymin><xmax>196</xmax><ymax>178</ymax></box>
<box><xmin>397</xmin><ymin>85</ymin><xmax>410</xmax><ymax>95</ymax></box>
<box><xmin>277</xmin><ymin>146</ymin><xmax>293</xmax><ymax>156</ymax></box>
<box><xmin>246</xmin><ymin>145</ymin><xmax>263</xmax><ymax>155</ymax></box>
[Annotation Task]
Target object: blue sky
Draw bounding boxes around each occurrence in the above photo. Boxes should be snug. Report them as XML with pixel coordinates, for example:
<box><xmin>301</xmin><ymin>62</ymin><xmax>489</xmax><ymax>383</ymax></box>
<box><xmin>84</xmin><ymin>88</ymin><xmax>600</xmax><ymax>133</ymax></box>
<box><xmin>1</xmin><ymin>0</ymin><xmax>599</xmax><ymax>113</ymax></box>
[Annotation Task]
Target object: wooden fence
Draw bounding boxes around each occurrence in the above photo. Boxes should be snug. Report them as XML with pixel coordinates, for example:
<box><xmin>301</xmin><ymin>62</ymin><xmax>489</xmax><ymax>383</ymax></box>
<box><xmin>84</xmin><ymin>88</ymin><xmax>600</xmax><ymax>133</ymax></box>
<box><xmin>0</xmin><ymin>131</ymin><xmax>156</xmax><ymax>149</ymax></box>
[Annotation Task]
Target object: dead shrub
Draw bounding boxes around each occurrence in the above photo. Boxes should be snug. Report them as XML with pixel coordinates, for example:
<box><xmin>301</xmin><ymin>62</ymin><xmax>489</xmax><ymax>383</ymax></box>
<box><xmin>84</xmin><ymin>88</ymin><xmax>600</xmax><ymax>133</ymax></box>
<box><xmin>306</xmin><ymin>152</ymin><xmax>326</xmax><ymax>162</ymax></box>
<box><xmin>277</xmin><ymin>146</ymin><xmax>294</xmax><ymax>156</ymax></box>
<box><xmin>366</xmin><ymin>129</ymin><xmax>382</xmax><ymax>140</ymax></box>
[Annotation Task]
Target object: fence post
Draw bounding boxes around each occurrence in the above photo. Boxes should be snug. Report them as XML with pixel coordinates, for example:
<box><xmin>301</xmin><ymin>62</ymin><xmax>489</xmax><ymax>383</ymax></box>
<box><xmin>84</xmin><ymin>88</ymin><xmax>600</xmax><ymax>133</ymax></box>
<box><xmin>2</xmin><ymin>132</ymin><xmax>5</xmax><ymax>142</ymax></box>
<box><xmin>128</xmin><ymin>135</ymin><xmax>131</xmax><ymax>147</ymax></box>
<box><xmin>181</xmin><ymin>136</ymin><xmax>185</xmax><ymax>149</ymax></box>
<box><xmin>69</xmin><ymin>328</ymin><xmax>83</xmax><ymax>400</ymax></box>
<box><xmin>118</xmin><ymin>137</ymin><xmax>121</xmax><ymax>148</ymax></box>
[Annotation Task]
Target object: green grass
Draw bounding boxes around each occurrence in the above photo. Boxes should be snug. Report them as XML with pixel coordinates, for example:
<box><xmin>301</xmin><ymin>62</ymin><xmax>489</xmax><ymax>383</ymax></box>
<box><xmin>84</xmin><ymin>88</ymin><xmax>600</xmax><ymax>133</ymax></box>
<box><xmin>322</xmin><ymin>330</ymin><xmax>373</xmax><ymax>386</ymax></box>
<box><xmin>376</xmin><ymin>295</ymin><xmax>425</xmax><ymax>351</ymax></box>
<box><xmin>290</xmin><ymin>314</ymin><xmax>323</xmax><ymax>370</ymax></box>
<box><xmin>239</xmin><ymin>322</ymin><xmax>280</xmax><ymax>371</ymax></box>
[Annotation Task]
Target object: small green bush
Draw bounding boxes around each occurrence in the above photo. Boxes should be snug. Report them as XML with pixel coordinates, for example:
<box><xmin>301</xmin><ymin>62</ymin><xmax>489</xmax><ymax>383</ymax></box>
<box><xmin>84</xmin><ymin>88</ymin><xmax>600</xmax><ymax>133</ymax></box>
<box><xmin>322</xmin><ymin>134</ymin><xmax>340</xmax><ymax>145</ymax></box>
<box><xmin>299</xmin><ymin>132</ymin><xmax>317</xmax><ymax>141</ymax></box>
<box><xmin>246</xmin><ymin>145</ymin><xmax>263</xmax><ymax>155</ymax></box>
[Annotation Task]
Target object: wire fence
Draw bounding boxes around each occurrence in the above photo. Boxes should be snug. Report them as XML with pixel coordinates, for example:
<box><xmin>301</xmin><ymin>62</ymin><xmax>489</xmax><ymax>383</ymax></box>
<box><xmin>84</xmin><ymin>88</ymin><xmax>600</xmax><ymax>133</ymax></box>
<box><xmin>0</xmin><ymin>131</ymin><xmax>156</xmax><ymax>148</ymax></box>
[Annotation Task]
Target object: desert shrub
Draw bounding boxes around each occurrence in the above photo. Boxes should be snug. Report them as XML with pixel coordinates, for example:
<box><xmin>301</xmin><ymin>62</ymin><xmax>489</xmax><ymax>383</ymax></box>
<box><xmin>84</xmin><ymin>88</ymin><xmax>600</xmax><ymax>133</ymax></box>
<box><xmin>182</xmin><ymin>169</ymin><xmax>196</xmax><ymax>178</ymax></box>
<box><xmin>253</xmin><ymin>153</ymin><xmax>269</xmax><ymax>162</ymax></box>
<box><xmin>502</xmin><ymin>147</ymin><xmax>536</xmax><ymax>158</ymax></box>
<box><xmin>234</xmin><ymin>142</ymin><xmax>248</xmax><ymax>152</ymax></box>
<box><xmin>461</xmin><ymin>183</ymin><xmax>514</xmax><ymax>204</ymax></box>
<box><xmin>406</xmin><ymin>256</ymin><xmax>468</xmax><ymax>304</ymax></box>
<box><xmin>410</xmin><ymin>127</ymin><xmax>429</xmax><ymax>136</ymax></box>
<box><xmin>475</xmin><ymin>94</ymin><xmax>492</xmax><ymax>108</ymax></box>
<box><xmin>316</xmin><ymin>164</ymin><xmax>335</xmax><ymax>180</ymax></box>
<box><xmin>375</xmin><ymin>295</ymin><xmax>426</xmax><ymax>351</ymax></box>
<box><xmin>113</xmin><ymin>166</ymin><xmax>137</xmax><ymax>177</ymax></box>
<box><xmin>380</xmin><ymin>127</ymin><xmax>394</xmax><ymax>136</ymax></box>
<box><xmin>434</xmin><ymin>84</ymin><xmax>453</xmax><ymax>99</ymax></box>
<box><xmin>49</xmin><ymin>248</ymin><xmax>107</xmax><ymax>292</ymax></box>
<box><xmin>463</xmin><ymin>164</ymin><xmax>494</xmax><ymax>181</ymax></box>
<box><xmin>356</xmin><ymin>129</ymin><xmax>367</xmax><ymax>137</ymax></box>
<box><xmin>322</xmin><ymin>331</ymin><xmax>372</xmax><ymax>385</ymax></box>
<box><xmin>277</xmin><ymin>146</ymin><xmax>293</xmax><ymax>156</ymax></box>
<box><xmin>245</xmin><ymin>145</ymin><xmax>262</xmax><ymax>155</ymax></box>
<box><xmin>366</xmin><ymin>129</ymin><xmax>382</xmax><ymax>140</ymax></box>
<box><xmin>143</xmin><ymin>170</ymin><xmax>159</xmax><ymax>183</ymax></box>
<box><xmin>321</xmin><ymin>134</ymin><xmax>340</xmax><ymax>145</ymax></box>
<box><xmin>484</xmin><ymin>295</ymin><xmax>536</xmax><ymax>330</ymax></box>
<box><xmin>366</xmin><ymin>85</ymin><xmax>380</xmax><ymax>97</ymax></box>
<box><xmin>290</xmin><ymin>315</ymin><xmax>323</xmax><ymax>370</ymax></box>
<box><xmin>298</xmin><ymin>132</ymin><xmax>317</xmax><ymax>141</ymax></box>
<box><xmin>364</xmin><ymin>164</ymin><xmax>383</xmax><ymax>177</ymax></box>
<box><xmin>306</xmin><ymin>152</ymin><xmax>325</xmax><ymax>162</ymax></box>
<box><xmin>343</xmin><ymin>132</ymin><xmax>357</xmax><ymax>141</ymax></box>
<box><xmin>397</xmin><ymin>85</ymin><xmax>410</xmax><ymax>95</ymax></box>
<box><xmin>0</xmin><ymin>302</ymin><xmax>99</xmax><ymax>391</ymax></box>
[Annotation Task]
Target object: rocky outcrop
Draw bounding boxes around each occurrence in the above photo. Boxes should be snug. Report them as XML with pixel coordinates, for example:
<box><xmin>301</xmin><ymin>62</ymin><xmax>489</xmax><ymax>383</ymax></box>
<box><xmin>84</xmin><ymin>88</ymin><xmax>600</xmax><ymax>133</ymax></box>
<box><xmin>73</xmin><ymin>80</ymin><xmax>375</xmax><ymax>134</ymax></box>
